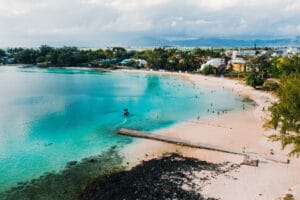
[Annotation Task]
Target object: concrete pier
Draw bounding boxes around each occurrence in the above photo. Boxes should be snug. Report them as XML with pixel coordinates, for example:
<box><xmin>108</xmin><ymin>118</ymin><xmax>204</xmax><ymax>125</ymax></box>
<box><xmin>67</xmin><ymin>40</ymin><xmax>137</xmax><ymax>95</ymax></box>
<box><xmin>118</xmin><ymin>128</ymin><xmax>289</xmax><ymax>164</ymax></box>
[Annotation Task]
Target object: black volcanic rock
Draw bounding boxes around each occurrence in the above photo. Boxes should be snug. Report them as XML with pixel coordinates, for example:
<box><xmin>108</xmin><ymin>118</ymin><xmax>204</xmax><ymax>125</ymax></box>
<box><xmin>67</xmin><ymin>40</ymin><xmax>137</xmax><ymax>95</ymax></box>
<box><xmin>79</xmin><ymin>153</ymin><xmax>230</xmax><ymax>200</ymax></box>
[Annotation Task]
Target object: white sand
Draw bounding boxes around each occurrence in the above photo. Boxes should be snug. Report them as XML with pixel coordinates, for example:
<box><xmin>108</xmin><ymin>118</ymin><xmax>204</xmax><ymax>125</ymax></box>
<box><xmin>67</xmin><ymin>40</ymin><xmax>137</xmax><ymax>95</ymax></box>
<box><xmin>119</xmin><ymin>69</ymin><xmax>300</xmax><ymax>200</ymax></box>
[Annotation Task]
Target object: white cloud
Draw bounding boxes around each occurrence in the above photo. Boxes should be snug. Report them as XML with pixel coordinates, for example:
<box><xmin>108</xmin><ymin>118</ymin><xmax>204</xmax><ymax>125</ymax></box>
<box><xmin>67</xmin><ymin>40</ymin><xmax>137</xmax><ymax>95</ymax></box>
<box><xmin>285</xmin><ymin>1</ymin><xmax>300</xmax><ymax>11</ymax></box>
<box><xmin>0</xmin><ymin>0</ymin><xmax>47</xmax><ymax>16</ymax></box>
<box><xmin>189</xmin><ymin>0</ymin><xmax>239</xmax><ymax>11</ymax></box>
<box><xmin>101</xmin><ymin>14</ymin><xmax>153</xmax><ymax>32</ymax></box>
<box><xmin>170</xmin><ymin>16</ymin><xmax>183</xmax><ymax>27</ymax></box>
<box><xmin>0</xmin><ymin>0</ymin><xmax>299</xmax><ymax>46</ymax></box>
<box><xmin>278</xmin><ymin>24</ymin><xmax>300</xmax><ymax>35</ymax></box>
<box><xmin>84</xmin><ymin>0</ymin><xmax>170</xmax><ymax>11</ymax></box>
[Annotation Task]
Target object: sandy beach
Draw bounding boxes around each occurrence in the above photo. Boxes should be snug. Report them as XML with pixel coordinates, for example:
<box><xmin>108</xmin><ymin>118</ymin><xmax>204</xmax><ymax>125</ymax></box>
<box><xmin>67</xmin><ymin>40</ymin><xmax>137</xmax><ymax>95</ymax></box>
<box><xmin>120</xmin><ymin>69</ymin><xmax>300</xmax><ymax>200</ymax></box>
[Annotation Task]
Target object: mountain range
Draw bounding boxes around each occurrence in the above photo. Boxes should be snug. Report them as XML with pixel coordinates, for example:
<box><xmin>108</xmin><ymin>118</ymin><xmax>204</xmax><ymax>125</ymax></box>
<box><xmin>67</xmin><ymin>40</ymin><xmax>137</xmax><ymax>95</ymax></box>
<box><xmin>129</xmin><ymin>36</ymin><xmax>300</xmax><ymax>48</ymax></box>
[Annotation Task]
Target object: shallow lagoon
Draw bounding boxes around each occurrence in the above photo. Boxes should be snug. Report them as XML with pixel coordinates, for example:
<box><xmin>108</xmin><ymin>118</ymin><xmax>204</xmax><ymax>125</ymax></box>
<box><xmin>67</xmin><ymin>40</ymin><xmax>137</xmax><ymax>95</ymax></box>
<box><xmin>0</xmin><ymin>66</ymin><xmax>249</xmax><ymax>192</ymax></box>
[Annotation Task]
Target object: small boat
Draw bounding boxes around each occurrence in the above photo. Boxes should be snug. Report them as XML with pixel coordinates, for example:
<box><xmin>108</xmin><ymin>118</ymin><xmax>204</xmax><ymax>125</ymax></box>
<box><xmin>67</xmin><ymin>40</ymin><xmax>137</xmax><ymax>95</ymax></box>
<box><xmin>123</xmin><ymin>109</ymin><xmax>129</xmax><ymax>116</ymax></box>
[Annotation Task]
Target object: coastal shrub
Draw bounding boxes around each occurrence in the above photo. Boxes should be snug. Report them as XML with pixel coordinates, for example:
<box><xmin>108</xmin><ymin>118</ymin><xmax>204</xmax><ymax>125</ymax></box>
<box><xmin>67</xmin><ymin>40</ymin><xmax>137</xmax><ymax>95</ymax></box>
<box><xmin>0</xmin><ymin>49</ymin><xmax>5</xmax><ymax>57</ymax></box>
<box><xmin>201</xmin><ymin>65</ymin><xmax>217</xmax><ymax>75</ymax></box>
<box><xmin>224</xmin><ymin>71</ymin><xmax>246</xmax><ymax>79</ymax></box>
<box><xmin>283</xmin><ymin>194</ymin><xmax>295</xmax><ymax>200</ymax></box>
<box><xmin>246</xmin><ymin>74</ymin><xmax>264</xmax><ymax>88</ymax></box>
<box><xmin>262</xmin><ymin>79</ymin><xmax>279</xmax><ymax>91</ymax></box>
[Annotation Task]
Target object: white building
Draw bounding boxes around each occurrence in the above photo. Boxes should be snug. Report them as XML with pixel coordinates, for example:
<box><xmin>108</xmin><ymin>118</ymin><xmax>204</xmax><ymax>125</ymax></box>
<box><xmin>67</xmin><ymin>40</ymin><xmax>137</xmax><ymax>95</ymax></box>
<box><xmin>271</xmin><ymin>47</ymin><xmax>299</xmax><ymax>57</ymax></box>
<box><xmin>232</xmin><ymin>50</ymin><xmax>256</xmax><ymax>58</ymax></box>
<box><xmin>286</xmin><ymin>47</ymin><xmax>299</xmax><ymax>55</ymax></box>
<box><xmin>200</xmin><ymin>58</ymin><xmax>225</xmax><ymax>70</ymax></box>
<box><xmin>121</xmin><ymin>58</ymin><xmax>147</xmax><ymax>67</ymax></box>
<box><xmin>137</xmin><ymin>59</ymin><xmax>147</xmax><ymax>67</ymax></box>
<box><xmin>271</xmin><ymin>49</ymin><xmax>286</xmax><ymax>57</ymax></box>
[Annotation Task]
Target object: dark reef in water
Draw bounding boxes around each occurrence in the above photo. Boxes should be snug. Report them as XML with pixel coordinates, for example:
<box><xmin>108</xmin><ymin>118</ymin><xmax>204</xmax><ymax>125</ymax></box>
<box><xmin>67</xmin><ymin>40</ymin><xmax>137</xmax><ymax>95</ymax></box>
<box><xmin>80</xmin><ymin>153</ymin><xmax>239</xmax><ymax>200</ymax></box>
<box><xmin>0</xmin><ymin>146</ymin><xmax>124</xmax><ymax>200</ymax></box>
<box><xmin>1</xmin><ymin>150</ymin><xmax>240</xmax><ymax>200</ymax></box>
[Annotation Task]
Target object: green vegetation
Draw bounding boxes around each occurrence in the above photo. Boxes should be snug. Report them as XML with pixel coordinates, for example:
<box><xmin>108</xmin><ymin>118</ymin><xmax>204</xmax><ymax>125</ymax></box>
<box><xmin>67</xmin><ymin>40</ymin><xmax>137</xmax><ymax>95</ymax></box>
<box><xmin>133</xmin><ymin>47</ymin><xmax>221</xmax><ymax>71</ymax></box>
<box><xmin>245</xmin><ymin>55</ymin><xmax>300</xmax><ymax>88</ymax></box>
<box><xmin>0</xmin><ymin>46</ymin><xmax>131</xmax><ymax>67</ymax></box>
<box><xmin>251</xmin><ymin>55</ymin><xmax>299</xmax><ymax>155</ymax></box>
<box><xmin>0</xmin><ymin>45</ymin><xmax>223</xmax><ymax>72</ymax></box>
<box><xmin>245</xmin><ymin>74</ymin><xmax>264</xmax><ymax>88</ymax></box>
<box><xmin>283</xmin><ymin>194</ymin><xmax>295</xmax><ymax>200</ymax></box>
<box><xmin>201</xmin><ymin>65</ymin><xmax>217</xmax><ymax>75</ymax></box>
<box><xmin>245</xmin><ymin>57</ymin><xmax>271</xmax><ymax>88</ymax></box>
<box><xmin>0</xmin><ymin>46</ymin><xmax>224</xmax><ymax>71</ymax></box>
<box><xmin>276</xmin><ymin>56</ymin><xmax>300</xmax><ymax>75</ymax></box>
<box><xmin>262</xmin><ymin>79</ymin><xmax>279</xmax><ymax>91</ymax></box>
<box><xmin>268</xmin><ymin>73</ymin><xmax>300</xmax><ymax>156</ymax></box>
<box><xmin>0</xmin><ymin>49</ymin><xmax>5</xmax><ymax>57</ymax></box>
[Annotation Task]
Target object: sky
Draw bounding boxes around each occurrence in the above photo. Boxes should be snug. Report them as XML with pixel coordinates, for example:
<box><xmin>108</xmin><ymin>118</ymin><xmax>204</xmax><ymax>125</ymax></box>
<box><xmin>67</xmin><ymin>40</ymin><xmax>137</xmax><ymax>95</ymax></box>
<box><xmin>0</xmin><ymin>0</ymin><xmax>300</xmax><ymax>47</ymax></box>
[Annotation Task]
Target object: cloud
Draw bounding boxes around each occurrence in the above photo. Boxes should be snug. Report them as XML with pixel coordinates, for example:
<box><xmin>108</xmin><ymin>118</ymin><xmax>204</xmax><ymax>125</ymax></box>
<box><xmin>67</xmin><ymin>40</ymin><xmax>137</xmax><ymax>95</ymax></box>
<box><xmin>84</xmin><ymin>0</ymin><xmax>171</xmax><ymax>11</ymax></box>
<box><xmin>0</xmin><ymin>0</ymin><xmax>299</xmax><ymax>47</ymax></box>
<box><xmin>189</xmin><ymin>0</ymin><xmax>239</xmax><ymax>11</ymax></box>
<box><xmin>0</xmin><ymin>0</ymin><xmax>47</xmax><ymax>16</ymax></box>
<box><xmin>285</xmin><ymin>1</ymin><xmax>300</xmax><ymax>11</ymax></box>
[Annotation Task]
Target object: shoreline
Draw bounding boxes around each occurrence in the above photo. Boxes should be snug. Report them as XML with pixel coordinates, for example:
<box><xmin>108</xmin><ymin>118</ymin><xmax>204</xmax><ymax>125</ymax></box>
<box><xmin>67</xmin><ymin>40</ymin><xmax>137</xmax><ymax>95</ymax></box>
<box><xmin>118</xmin><ymin>69</ymin><xmax>300</xmax><ymax>199</ymax></box>
<box><xmin>1</xmin><ymin>67</ymin><xmax>299</xmax><ymax>199</ymax></box>
<box><xmin>119</xmin><ymin>68</ymin><xmax>277</xmax><ymax>164</ymax></box>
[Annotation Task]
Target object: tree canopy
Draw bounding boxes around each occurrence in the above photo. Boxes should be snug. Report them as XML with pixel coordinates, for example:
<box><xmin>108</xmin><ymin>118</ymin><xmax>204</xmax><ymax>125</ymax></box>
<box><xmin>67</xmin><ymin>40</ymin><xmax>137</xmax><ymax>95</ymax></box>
<box><xmin>268</xmin><ymin>73</ymin><xmax>300</xmax><ymax>155</ymax></box>
<box><xmin>201</xmin><ymin>65</ymin><xmax>217</xmax><ymax>75</ymax></box>
<box><xmin>0</xmin><ymin>46</ymin><xmax>223</xmax><ymax>71</ymax></box>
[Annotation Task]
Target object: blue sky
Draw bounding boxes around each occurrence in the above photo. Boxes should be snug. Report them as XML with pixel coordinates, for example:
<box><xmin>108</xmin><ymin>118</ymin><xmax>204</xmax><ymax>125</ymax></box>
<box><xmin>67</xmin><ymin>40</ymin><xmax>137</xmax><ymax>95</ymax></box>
<box><xmin>0</xmin><ymin>0</ymin><xmax>300</xmax><ymax>47</ymax></box>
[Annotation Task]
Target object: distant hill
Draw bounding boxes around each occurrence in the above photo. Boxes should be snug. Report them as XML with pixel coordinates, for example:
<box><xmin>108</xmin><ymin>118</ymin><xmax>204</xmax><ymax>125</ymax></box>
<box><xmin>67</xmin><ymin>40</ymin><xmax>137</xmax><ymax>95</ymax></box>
<box><xmin>129</xmin><ymin>36</ymin><xmax>300</xmax><ymax>48</ymax></box>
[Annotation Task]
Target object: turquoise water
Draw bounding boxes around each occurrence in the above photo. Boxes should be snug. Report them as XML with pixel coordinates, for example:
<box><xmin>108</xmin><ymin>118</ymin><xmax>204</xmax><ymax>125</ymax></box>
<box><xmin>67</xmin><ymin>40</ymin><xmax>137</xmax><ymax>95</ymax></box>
<box><xmin>0</xmin><ymin>66</ymin><xmax>246</xmax><ymax>192</ymax></box>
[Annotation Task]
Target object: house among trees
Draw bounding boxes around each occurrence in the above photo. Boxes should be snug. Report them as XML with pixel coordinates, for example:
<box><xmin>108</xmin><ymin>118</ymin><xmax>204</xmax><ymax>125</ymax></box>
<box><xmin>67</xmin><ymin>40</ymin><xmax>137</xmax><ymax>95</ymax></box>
<box><xmin>99</xmin><ymin>58</ymin><xmax>121</xmax><ymax>64</ymax></box>
<box><xmin>121</xmin><ymin>58</ymin><xmax>147</xmax><ymax>68</ymax></box>
<box><xmin>227</xmin><ymin>58</ymin><xmax>247</xmax><ymax>72</ymax></box>
<box><xmin>7</xmin><ymin>57</ymin><xmax>15</xmax><ymax>64</ymax></box>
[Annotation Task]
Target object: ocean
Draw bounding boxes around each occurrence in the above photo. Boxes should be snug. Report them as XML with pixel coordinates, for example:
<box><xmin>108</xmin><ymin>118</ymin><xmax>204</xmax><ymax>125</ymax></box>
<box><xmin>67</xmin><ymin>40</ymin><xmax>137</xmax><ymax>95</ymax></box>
<box><xmin>0</xmin><ymin>66</ymin><xmax>248</xmax><ymax>192</ymax></box>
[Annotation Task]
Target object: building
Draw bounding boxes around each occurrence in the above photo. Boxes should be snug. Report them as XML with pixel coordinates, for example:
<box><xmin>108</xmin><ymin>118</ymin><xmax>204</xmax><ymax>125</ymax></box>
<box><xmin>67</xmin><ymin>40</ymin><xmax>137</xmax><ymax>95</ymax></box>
<box><xmin>200</xmin><ymin>58</ymin><xmax>225</xmax><ymax>71</ymax></box>
<box><xmin>120</xmin><ymin>59</ymin><xmax>131</xmax><ymax>65</ymax></box>
<box><xmin>286</xmin><ymin>47</ymin><xmax>299</xmax><ymax>55</ymax></box>
<box><xmin>120</xmin><ymin>58</ymin><xmax>147</xmax><ymax>68</ymax></box>
<box><xmin>7</xmin><ymin>57</ymin><xmax>15</xmax><ymax>64</ymax></box>
<box><xmin>228</xmin><ymin>58</ymin><xmax>246</xmax><ymax>72</ymax></box>
<box><xmin>271</xmin><ymin>49</ymin><xmax>286</xmax><ymax>57</ymax></box>
<box><xmin>224</xmin><ymin>50</ymin><xmax>233</xmax><ymax>58</ymax></box>
<box><xmin>136</xmin><ymin>59</ymin><xmax>147</xmax><ymax>67</ymax></box>
<box><xmin>232</xmin><ymin>50</ymin><xmax>256</xmax><ymax>58</ymax></box>
<box><xmin>272</xmin><ymin>47</ymin><xmax>299</xmax><ymax>57</ymax></box>
<box><xmin>99</xmin><ymin>58</ymin><xmax>121</xmax><ymax>64</ymax></box>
